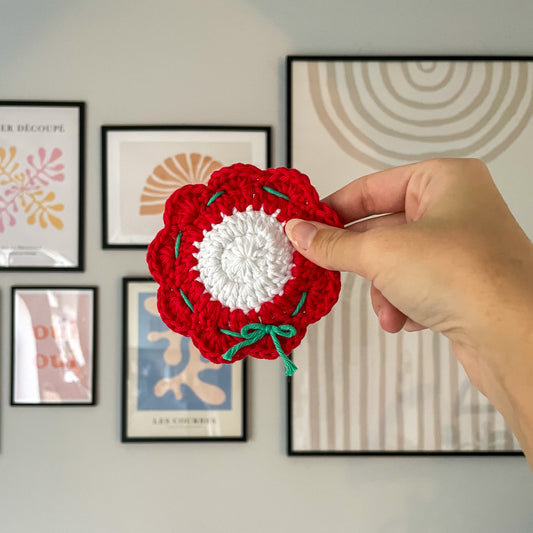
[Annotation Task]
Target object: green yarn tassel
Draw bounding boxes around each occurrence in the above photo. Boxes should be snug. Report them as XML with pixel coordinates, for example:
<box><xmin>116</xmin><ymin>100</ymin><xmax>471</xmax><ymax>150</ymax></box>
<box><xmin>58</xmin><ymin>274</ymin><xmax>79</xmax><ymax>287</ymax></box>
<box><xmin>279</xmin><ymin>352</ymin><xmax>298</xmax><ymax>377</ymax></box>
<box><xmin>220</xmin><ymin>323</ymin><xmax>298</xmax><ymax>375</ymax></box>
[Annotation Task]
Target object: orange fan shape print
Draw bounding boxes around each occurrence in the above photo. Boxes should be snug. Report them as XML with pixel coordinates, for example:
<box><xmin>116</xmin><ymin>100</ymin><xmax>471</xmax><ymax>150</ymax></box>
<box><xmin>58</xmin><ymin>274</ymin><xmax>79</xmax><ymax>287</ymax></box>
<box><xmin>139</xmin><ymin>153</ymin><xmax>223</xmax><ymax>216</ymax></box>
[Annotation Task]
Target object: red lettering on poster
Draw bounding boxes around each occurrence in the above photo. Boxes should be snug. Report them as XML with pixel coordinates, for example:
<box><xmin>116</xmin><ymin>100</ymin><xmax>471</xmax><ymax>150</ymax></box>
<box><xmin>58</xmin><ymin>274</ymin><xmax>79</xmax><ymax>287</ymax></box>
<box><xmin>34</xmin><ymin>354</ymin><xmax>79</xmax><ymax>369</ymax></box>
<box><xmin>33</xmin><ymin>321</ymin><xmax>77</xmax><ymax>341</ymax></box>
<box><xmin>33</xmin><ymin>325</ymin><xmax>49</xmax><ymax>340</ymax></box>
<box><xmin>36</xmin><ymin>353</ymin><xmax>48</xmax><ymax>368</ymax></box>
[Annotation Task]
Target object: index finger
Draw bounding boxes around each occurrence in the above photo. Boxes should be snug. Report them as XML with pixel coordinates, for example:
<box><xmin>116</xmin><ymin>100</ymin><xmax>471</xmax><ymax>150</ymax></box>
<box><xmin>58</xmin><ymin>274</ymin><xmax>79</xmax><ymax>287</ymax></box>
<box><xmin>323</xmin><ymin>162</ymin><xmax>418</xmax><ymax>224</ymax></box>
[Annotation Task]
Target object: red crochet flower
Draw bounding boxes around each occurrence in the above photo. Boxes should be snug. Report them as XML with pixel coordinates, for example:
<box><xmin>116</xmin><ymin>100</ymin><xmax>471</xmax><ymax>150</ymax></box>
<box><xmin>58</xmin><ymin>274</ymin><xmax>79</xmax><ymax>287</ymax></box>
<box><xmin>146</xmin><ymin>163</ymin><xmax>342</xmax><ymax>375</ymax></box>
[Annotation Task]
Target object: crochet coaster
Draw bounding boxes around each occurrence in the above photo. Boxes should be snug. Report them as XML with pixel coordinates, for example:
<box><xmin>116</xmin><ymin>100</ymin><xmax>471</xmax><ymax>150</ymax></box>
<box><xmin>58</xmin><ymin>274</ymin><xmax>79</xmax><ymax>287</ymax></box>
<box><xmin>146</xmin><ymin>163</ymin><xmax>342</xmax><ymax>376</ymax></box>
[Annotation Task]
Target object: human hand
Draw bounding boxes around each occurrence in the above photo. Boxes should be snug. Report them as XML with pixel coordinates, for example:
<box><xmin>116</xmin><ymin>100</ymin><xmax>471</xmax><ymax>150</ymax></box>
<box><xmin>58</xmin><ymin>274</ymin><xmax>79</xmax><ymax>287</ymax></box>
<box><xmin>285</xmin><ymin>158</ymin><xmax>533</xmax><ymax>464</ymax></box>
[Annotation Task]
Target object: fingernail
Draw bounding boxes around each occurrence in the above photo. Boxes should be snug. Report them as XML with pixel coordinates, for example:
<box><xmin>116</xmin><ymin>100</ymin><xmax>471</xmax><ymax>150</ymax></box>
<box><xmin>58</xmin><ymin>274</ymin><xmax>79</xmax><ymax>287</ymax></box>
<box><xmin>285</xmin><ymin>219</ymin><xmax>318</xmax><ymax>251</ymax></box>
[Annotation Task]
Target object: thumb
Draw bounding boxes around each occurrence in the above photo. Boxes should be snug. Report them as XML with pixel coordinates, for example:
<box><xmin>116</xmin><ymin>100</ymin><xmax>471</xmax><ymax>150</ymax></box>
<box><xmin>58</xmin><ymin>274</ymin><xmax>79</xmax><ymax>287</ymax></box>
<box><xmin>285</xmin><ymin>218</ymin><xmax>378</xmax><ymax>279</ymax></box>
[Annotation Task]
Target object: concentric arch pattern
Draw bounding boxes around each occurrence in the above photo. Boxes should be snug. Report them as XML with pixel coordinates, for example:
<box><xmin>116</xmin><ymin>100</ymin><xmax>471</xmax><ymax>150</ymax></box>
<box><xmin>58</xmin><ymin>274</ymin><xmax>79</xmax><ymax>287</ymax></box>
<box><xmin>308</xmin><ymin>60</ymin><xmax>533</xmax><ymax>169</ymax></box>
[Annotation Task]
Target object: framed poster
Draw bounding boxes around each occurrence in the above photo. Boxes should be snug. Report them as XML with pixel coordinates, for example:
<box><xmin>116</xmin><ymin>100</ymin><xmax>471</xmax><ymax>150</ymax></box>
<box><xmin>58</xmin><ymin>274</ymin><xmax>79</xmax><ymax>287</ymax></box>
<box><xmin>287</xmin><ymin>55</ymin><xmax>530</xmax><ymax>455</ymax></box>
<box><xmin>11</xmin><ymin>286</ymin><xmax>97</xmax><ymax>405</ymax></box>
<box><xmin>0</xmin><ymin>101</ymin><xmax>84</xmax><ymax>270</ymax></box>
<box><xmin>102</xmin><ymin>125</ymin><xmax>271</xmax><ymax>248</ymax></box>
<box><xmin>122</xmin><ymin>278</ymin><xmax>246</xmax><ymax>442</ymax></box>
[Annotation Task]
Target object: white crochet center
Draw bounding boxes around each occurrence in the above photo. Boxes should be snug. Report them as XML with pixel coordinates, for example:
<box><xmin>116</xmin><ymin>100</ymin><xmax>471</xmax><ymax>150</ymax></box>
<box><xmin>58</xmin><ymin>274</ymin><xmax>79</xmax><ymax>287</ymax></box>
<box><xmin>194</xmin><ymin>207</ymin><xmax>294</xmax><ymax>313</ymax></box>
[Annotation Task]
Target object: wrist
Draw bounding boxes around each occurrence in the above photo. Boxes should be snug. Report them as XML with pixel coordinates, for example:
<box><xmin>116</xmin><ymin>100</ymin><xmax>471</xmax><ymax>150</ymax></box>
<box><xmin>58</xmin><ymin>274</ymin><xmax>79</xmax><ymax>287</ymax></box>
<box><xmin>454</xmin><ymin>254</ymin><xmax>533</xmax><ymax>454</ymax></box>
<box><xmin>478</xmin><ymin>301</ymin><xmax>533</xmax><ymax>456</ymax></box>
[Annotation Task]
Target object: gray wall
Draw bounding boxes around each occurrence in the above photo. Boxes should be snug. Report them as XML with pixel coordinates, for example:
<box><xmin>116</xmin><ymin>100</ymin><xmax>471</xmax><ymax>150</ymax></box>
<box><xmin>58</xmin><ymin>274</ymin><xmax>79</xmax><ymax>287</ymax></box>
<box><xmin>1</xmin><ymin>1</ymin><xmax>533</xmax><ymax>531</ymax></box>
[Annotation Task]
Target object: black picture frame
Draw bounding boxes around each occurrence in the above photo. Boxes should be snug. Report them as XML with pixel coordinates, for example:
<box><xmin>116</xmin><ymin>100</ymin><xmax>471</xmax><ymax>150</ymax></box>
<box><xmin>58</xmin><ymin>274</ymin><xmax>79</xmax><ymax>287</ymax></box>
<box><xmin>11</xmin><ymin>285</ymin><xmax>97</xmax><ymax>406</ymax></box>
<box><xmin>287</xmin><ymin>55</ymin><xmax>528</xmax><ymax>456</ymax></box>
<box><xmin>0</xmin><ymin>101</ymin><xmax>85</xmax><ymax>271</ymax></box>
<box><xmin>102</xmin><ymin>125</ymin><xmax>271</xmax><ymax>249</ymax></box>
<box><xmin>122</xmin><ymin>277</ymin><xmax>247</xmax><ymax>442</ymax></box>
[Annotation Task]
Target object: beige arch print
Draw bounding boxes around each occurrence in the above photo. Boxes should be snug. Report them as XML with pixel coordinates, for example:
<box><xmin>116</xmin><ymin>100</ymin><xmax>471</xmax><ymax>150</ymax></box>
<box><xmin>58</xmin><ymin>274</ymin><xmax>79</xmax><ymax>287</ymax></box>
<box><xmin>399</xmin><ymin>61</ymin><xmax>456</xmax><ymax>93</ymax></box>
<box><xmin>307</xmin><ymin>61</ymin><xmax>533</xmax><ymax>168</ymax></box>
<box><xmin>359</xmin><ymin>62</ymin><xmax>488</xmax><ymax>127</ymax></box>
<box><xmin>345</xmin><ymin>62</ymin><xmax>511</xmax><ymax>142</ymax></box>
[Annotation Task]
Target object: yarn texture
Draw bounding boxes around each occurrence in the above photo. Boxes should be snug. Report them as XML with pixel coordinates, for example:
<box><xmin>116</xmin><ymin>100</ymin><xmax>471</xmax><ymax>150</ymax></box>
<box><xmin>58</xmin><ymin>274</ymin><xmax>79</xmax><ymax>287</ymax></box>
<box><xmin>146</xmin><ymin>163</ymin><xmax>342</xmax><ymax>375</ymax></box>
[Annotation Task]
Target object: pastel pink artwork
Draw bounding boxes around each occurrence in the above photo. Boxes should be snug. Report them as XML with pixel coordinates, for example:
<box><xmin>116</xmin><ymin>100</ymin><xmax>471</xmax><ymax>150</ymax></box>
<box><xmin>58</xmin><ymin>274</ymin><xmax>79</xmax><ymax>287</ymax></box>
<box><xmin>0</xmin><ymin>146</ymin><xmax>65</xmax><ymax>232</ymax></box>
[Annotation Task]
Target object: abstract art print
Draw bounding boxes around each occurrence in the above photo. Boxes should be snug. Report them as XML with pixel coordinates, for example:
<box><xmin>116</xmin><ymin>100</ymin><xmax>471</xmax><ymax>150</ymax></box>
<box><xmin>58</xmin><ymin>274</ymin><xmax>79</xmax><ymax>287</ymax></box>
<box><xmin>102</xmin><ymin>125</ymin><xmax>270</xmax><ymax>248</ymax></box>
<box><xmin>287</xmin><ymin>56</ymin><xmax>531</xmax><ymax>454</ymax></box>
<box><xmin>11</xmin><ymin>286</ymin><xmax>96</xmax><ymax>405</ymax></box>
<box><xmin>122</xmin><ymin>278</ymin><xmax>246</xmax><ymax>441</ymax></box>
<box><xmin>0</xmin><ymin>102</ymin><xmax>84</xmax><ymax>270</ymax></box>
